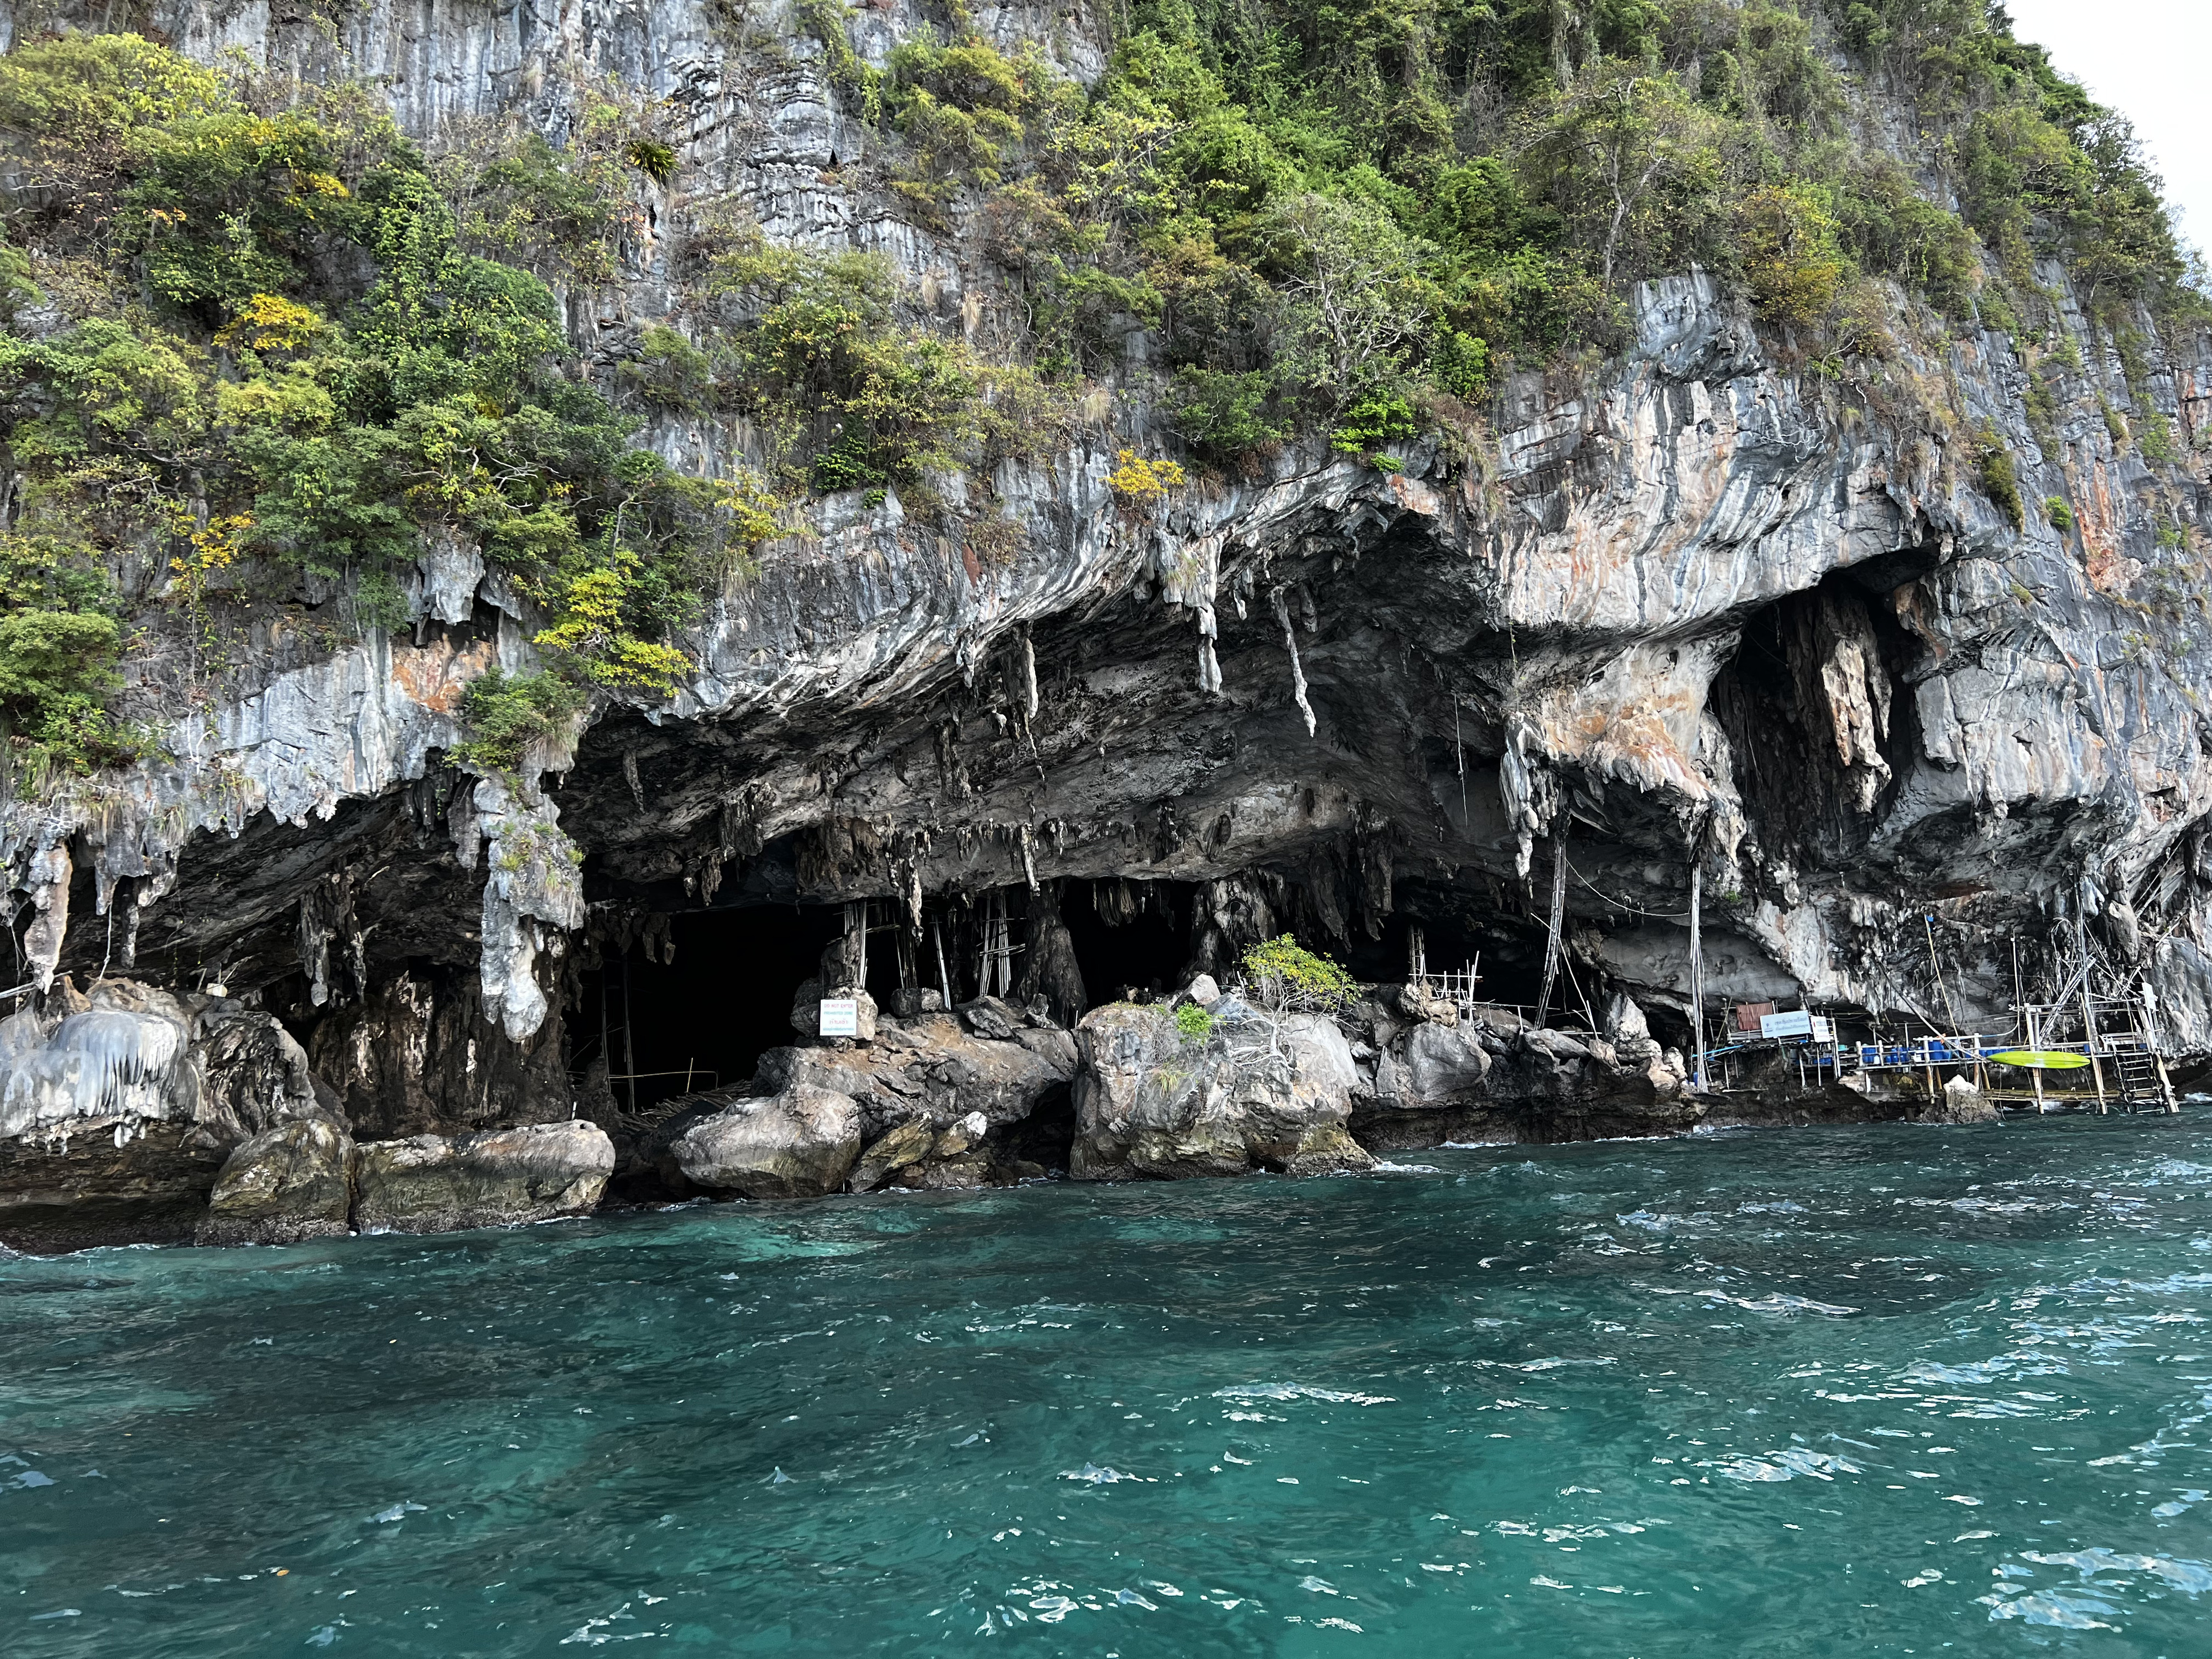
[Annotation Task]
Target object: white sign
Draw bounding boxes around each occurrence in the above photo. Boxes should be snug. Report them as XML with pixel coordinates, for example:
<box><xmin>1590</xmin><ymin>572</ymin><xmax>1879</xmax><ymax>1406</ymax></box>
<box><xmin>1809</xmin><ymin>1015</ymin><xmax>1834</xmax><ymax>1044</ymax></box>
<box><xmin>1760</xmin><ymin>1009</ymin><xmax>1814</xmax><ymax>1041</ymax></box>
<box><xmin>818</xmin><ymin>998</ymin><xmax>859</xmax><ymax>1037</ymax></box>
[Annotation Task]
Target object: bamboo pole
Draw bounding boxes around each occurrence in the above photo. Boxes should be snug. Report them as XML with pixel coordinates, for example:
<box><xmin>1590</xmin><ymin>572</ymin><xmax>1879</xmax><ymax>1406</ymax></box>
<box><xmin>2027</xmin><ymin>1005</ymin><xmax>2046</xmax><ymax>1113</ymax></box>
<box><xmin>622</xmin><ymin>950</ymin><xmax>637</xmax><ymax>1114</ymax></box>
<box><xmin>1535</xmin><ymin>832</ymin><xmax>1567</xmax><ymax>1028</ymax></box>
<box><xmin>2076</xmin><ymin>915</ymin><xmax>2109</xmax><ymax>1113</ymax></box>
<box><xmin>1689</xmin><ymin>859</ymin><xmax>1706</xmax><ymax>1092</ymax></box>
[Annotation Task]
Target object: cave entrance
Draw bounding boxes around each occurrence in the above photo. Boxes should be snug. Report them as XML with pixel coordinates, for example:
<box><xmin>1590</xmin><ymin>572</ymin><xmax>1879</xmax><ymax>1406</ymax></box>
<box><xmin>1383</xmin><ymin>887</ymin><xmax>1590</xmax><ymax>1023</ymax></box>
<box><xmin>1062</xmin><ymin>878</ymin><xmax>1198</xmax><ymax>1007</ymax></box>
<box><xmin>576</xmin><ymin>904</ymin><xmax>844</xmax><ymax>1114</ymax></box>
<box><xmin>1708</xmin><ymin>564</ymin><xmax>1920</xmax><ymax>867</ymax></box>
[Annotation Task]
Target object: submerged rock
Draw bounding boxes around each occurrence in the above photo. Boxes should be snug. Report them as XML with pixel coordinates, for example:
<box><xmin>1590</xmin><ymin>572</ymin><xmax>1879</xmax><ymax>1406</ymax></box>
<box><xmin>197</xmin><ymin>1119</ymin><xmax>356</xmax><ymax>1246</ymax></box>
<box><xmin>353</xmin><ymin>1120</ymin><xmax>613</xmax><ymax>1234</ymax></box>
<box><xmin>670</xmin><ymin>1084</ymin><xmax>863</xmax><ymax>1199</ymax></box>
<box><xmin>1071</xmin><ymin>1001</ymin><xmax>1373</xmax><ymax>1181</ymax></box>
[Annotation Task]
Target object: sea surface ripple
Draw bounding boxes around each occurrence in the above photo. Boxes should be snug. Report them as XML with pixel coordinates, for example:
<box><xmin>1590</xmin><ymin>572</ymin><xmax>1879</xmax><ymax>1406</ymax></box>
<box><xmin>6</xmin><ymin>1109</ymin><xmax>2212</xmax><ymax>1655</ymax></box>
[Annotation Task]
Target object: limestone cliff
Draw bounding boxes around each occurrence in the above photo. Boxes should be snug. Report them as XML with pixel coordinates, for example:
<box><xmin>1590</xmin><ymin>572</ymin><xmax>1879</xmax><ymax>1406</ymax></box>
<box><xmin>0</xmin><ymin>0</ymin><xmax>2206</xmax><ymax>1247</ymax></box>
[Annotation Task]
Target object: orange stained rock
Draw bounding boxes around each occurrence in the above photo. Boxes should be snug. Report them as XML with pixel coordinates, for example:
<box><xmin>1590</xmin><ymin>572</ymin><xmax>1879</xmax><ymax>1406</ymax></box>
<box><xmin>389</xmin><ymin>636</ymin><xmax>498</xmax><ymax>714</ymax></box>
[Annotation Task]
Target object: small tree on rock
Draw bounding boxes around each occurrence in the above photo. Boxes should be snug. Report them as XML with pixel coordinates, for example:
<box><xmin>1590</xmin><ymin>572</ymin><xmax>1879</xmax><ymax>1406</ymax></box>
<box><xmin>1237</xmin><ymin>935</ymin><xmax>1357</xmax><ymax>1057</ymax></box>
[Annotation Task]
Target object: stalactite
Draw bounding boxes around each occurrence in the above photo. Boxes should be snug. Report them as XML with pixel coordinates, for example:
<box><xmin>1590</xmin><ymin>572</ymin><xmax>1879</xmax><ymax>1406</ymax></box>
<box><xmin>1272</xmin><ymin>588</ymin><xmax>1317</xmax><ymax>737</ymax></box>
<box><xmin>1019</xmin><ymin>624</ymin><xmax>1039</xmax><ymax>721</ymax></box>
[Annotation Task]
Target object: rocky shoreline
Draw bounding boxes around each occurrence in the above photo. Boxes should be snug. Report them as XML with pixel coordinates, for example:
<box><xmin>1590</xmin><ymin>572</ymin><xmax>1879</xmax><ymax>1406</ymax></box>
<box><xmin>0</xmin><ymin>966</ymin><xmax>2012</xmax><ymax>1254</ymax></box>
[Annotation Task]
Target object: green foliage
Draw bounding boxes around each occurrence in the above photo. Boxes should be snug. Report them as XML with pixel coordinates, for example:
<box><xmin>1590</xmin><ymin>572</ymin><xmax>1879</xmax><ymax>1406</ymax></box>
<box><xmin>1820</xmin><ymin>0</ymin><xmax>2197</xmax><ymax>325</ymax></box>
<box><xmin>1174</xmin><ymin>1000</ymin><xmax>1217</xmax><ymax>1042</ymax></box>
<box><xmin>624</xmin><ymin>138</ymin><xmax>677</xmax><ymax>187</ymax></box>
<box><xmin>1828</xmin><ymin>160</ymin><xmax>1982</xmax><ymax>319</ymax></box>
<box><xmin>0</xmin><ymin>35</ymin><xmax>766</xmax><ymax>779</ymax></box>
<box><xmin>2044</xmin><ymin>495</ymin><xmax>2075</xmax><ymax>535</ymax></box>
<box><xmin>1168</xmin><ymin>367</ymin><xmax>1290</xmax><ymax>463</ymax></box>
<box><xmin>1736</xmin><ymin>184</ymin><xmax>1847</xmax><ymax>328</ymax></box>
<box><xmin>444</xmin><ymin>91</ymin><xmax>674</xmax><ymax>289</ymax></box>
<box><xmin>882</xmin><ymin>31</ymin><xmax>1070</xmax><ymax>220</ymax></box>
<box><xmin>622</xmin><ymin>325</ymin><xmax>716</xmax><ymax>414</ymax></box>
<box><xmin>452</xmin><ymin>666</ymin><xmax>588</xmax><ymax>774</ymax></box>
<box><xmin>1240</xmin><ymin>934</ymin><xmax>1358</xmax><ymax>1014</ymax></box>
<box><xmin>1331</xmin><ymin>388</ymin><xmax>1418</xmax><ymax>455</ymax></box>
<box><xmin>1974</xmin><ymin>426</ymin><xmax>2025</xmax><ymax>531</ymax></box>
<box><xmin>795</xmin><ymin>0</ymin><xmax>884</xmax><ymax>119</ymax></box>
<box><xmin>0</xmin><ymin>534</ymin><xmax>136</xmax><ymax>775</ymax></box>
<box><xmin>703</xmin><ymin>234</ymin><xmax>1042</xmax><ymax>492</ymax></box>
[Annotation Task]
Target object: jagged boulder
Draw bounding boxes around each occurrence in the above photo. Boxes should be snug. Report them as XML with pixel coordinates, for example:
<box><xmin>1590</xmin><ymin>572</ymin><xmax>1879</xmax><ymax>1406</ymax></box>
<box><xmin>353</xmin><ymin>1120</ymin><xmax>613</xmax><ymax>1234</ymax></box>
<box><xmin>670</xmin><ymin>1084</ymin><xmax>863</xmax><ymax>1198</ymax></box>
<box><xmin>850</xmin><ymin>1119</ymin><xmax>936</xmax><ymax>1191</ymax></box>
<box><xmin>1395</xmin><ymin>983</ymin><xmax>1460</xmax><ymax>1026</ymax></box>
<box><xmin>754</xmin><ymin>1009</ymin><xmax>1077</xmax><ymax>1141</ymax></box>
<box><xmin>1400</xmin><ymin>1021</ymin><xmax>1493</xmax><ymax>1102</ymax></box>
<box><xmin>1604</xmin><ymin>994</ymin><xmax>1663</xmax><ymax>1065</ymax></box>
<box><xmin>849</xmin><ymin>1109</ymin><xmax>1005</xmax><ymax>1191</ymax></box>
<box><xmin>191</xmin><ymin>999</ymin><xmax>329</xmax><ymax>1142</ymax></box>
<box><xmin>1071</xmin><ymin>1001</ymin><xmax>1373</xmax><ymax>1181</ymax></box>
<box><xmin>957</xmin><ymin>995</ymin><xmax>1026</xmax><ymax>1041</ymax></box>
<box><xmin>1918</xmin><ymin>1073</ymin><xmax>2001</xmax><ymax>1125</ymax></box>
<box><xmin>197</xmin><ymin>1119</ymin><xmax>356</xmax><ymax>1246</ymax></box>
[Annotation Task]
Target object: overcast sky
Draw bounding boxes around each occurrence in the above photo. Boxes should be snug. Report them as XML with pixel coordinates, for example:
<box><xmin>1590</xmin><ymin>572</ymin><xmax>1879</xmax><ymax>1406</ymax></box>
<box><xmin>2003</xmin><ymin>0</ymin><xmax>2210</xmax><ymax>260</ymax></box>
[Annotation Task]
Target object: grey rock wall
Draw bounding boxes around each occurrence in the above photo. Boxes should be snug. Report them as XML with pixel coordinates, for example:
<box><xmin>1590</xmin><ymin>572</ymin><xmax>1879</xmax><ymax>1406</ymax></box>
<box><xmin>0</xmin><ymin>0</ymin><xmax>2206</xmax><ymax>1245</ymax></box>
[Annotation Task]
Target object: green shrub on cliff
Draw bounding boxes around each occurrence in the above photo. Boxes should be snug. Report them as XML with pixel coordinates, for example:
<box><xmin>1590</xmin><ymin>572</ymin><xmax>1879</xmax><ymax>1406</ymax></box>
<box><xmin>1975</xmin><ymin>426</ymin><xmax>2026</xmax><ymax>531</ymax></box>
<box><xmin>786</xmin><ymin>0</ymin><xmax>2200</xmax><ymax>479</ymax></box>
<box><xmin>0</xmin><ymin>534</ymin><xmax>137</xmax><ymax>777</ymax></box>
<box><xmin>0</xmin><ymin>35</ymin><xmax>781</xmax><ymax>772</ymax></box>
<box><xmin>1240</xmin><ymin>935</ymin><xmax>1358</xmax><ymax>1015</ymax></box>
<box><xmin>454</xmin><ymin>666</ymin><xmax>587</xmax><ymax>775</ymax></box>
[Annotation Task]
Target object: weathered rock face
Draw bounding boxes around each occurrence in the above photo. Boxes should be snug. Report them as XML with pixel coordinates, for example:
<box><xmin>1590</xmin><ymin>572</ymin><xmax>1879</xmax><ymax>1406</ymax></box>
<box><xmin>353</xmin><ymin>1120</ymin><xmax>614</xmax><ymax>1234</ymax></box>
<box><xmin>0</xmin><ymin>2</ymin><xmax>2206</xmax><ymax>1245</ymax></box>
<box><xmin>757</xmin><ymin>1006</ymin><xmax>1078</xmax><ymax>1139</ymax></box>
<box><xmin>0</xmin><ymin>979</ymin><xmax>349</xmax><ymax>1249</ymax></box>
<box><xmin>306</xmin><ymin>967</ymin><xmax>573</xmax><ymax>1141</ymax></box>
<box><xmin>197</xmin><ymin>1119</ymin><xmax>356</xmax><ymax>1247</ymax></box>
<box><xmin>669</xmin><ymin>1083</ymin><xmax>863</xmax><ymax>1198</ymax></box>
<box><xmin>1072</xmin><ymin>1001</ymin><xmax>1374</xmax><ymax>1181</ymax></box>
<box><xmin>1350</xmin><ymin>999</ymin><xmax>1703</xmax><ymax>1150</ymax></box>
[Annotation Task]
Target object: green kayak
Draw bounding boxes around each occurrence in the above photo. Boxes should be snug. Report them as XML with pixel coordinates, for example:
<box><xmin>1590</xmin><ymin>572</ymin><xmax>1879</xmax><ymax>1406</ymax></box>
<box><xmin>1987</xmin><ymin>1050</ymin><xmax>2091</xmax><ymax>1070</ymax></box>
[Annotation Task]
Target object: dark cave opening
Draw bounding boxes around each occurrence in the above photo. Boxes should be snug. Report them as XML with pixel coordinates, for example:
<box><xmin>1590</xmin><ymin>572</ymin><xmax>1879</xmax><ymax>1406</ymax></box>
<box><xmin>1709</xmin><ymin>568</ymin><xmax>1921</xmax><ymax>868</ymax></box>
<box><xmin>1378</xmin><ymin>890</ymin><xmax>1574</xmax><ymax>1018</ymax></box>
<box><xmin>1062</xmin><ymin>878</ymin><xmax>1195</xmax><ymax>1005</ymax></box>
<box><xmin>572</xmin><ymin>869</ymin><xmax>1603</xmax><ymax>1119</ymax></box>
<box><xmin>575</xmin><ymin>904</ymin><xmax>844</xmax><ymax>1114</ymax></box>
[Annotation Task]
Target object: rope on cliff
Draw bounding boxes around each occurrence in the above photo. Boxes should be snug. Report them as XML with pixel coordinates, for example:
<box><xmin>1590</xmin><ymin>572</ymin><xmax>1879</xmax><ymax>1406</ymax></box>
<box><xmin>1564</xmin><ymin>857</ymin><xmax>1693</xmax><ymax>924</ymax></box>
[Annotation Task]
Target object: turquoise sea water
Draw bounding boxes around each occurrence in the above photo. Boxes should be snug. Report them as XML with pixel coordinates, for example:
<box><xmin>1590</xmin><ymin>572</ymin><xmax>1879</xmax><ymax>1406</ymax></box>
<box><xmin>6</xmin><ymin>1113</ymin><xmax>2212</xmax><ymax>1656</ymax></box>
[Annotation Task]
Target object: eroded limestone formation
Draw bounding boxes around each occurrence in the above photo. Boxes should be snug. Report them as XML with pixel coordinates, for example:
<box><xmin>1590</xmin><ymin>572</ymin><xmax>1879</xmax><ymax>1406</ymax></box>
<box><xmin>0</xmin><ymin>2</ymin><xmax>2203</xmax><ymax>1248</ymax></box>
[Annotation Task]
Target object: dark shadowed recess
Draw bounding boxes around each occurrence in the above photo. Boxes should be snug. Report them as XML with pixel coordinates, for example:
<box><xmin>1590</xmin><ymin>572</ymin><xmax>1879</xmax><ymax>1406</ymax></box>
<box><xmin>575</xmin><ymin>904</ymin><xmax>843</xmax><ymax>1115</ymax></box>
<box><xmin>572</xmin><ymin>873</ymin><xmax>1576</xmax><ymax>1115</ymax></box>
